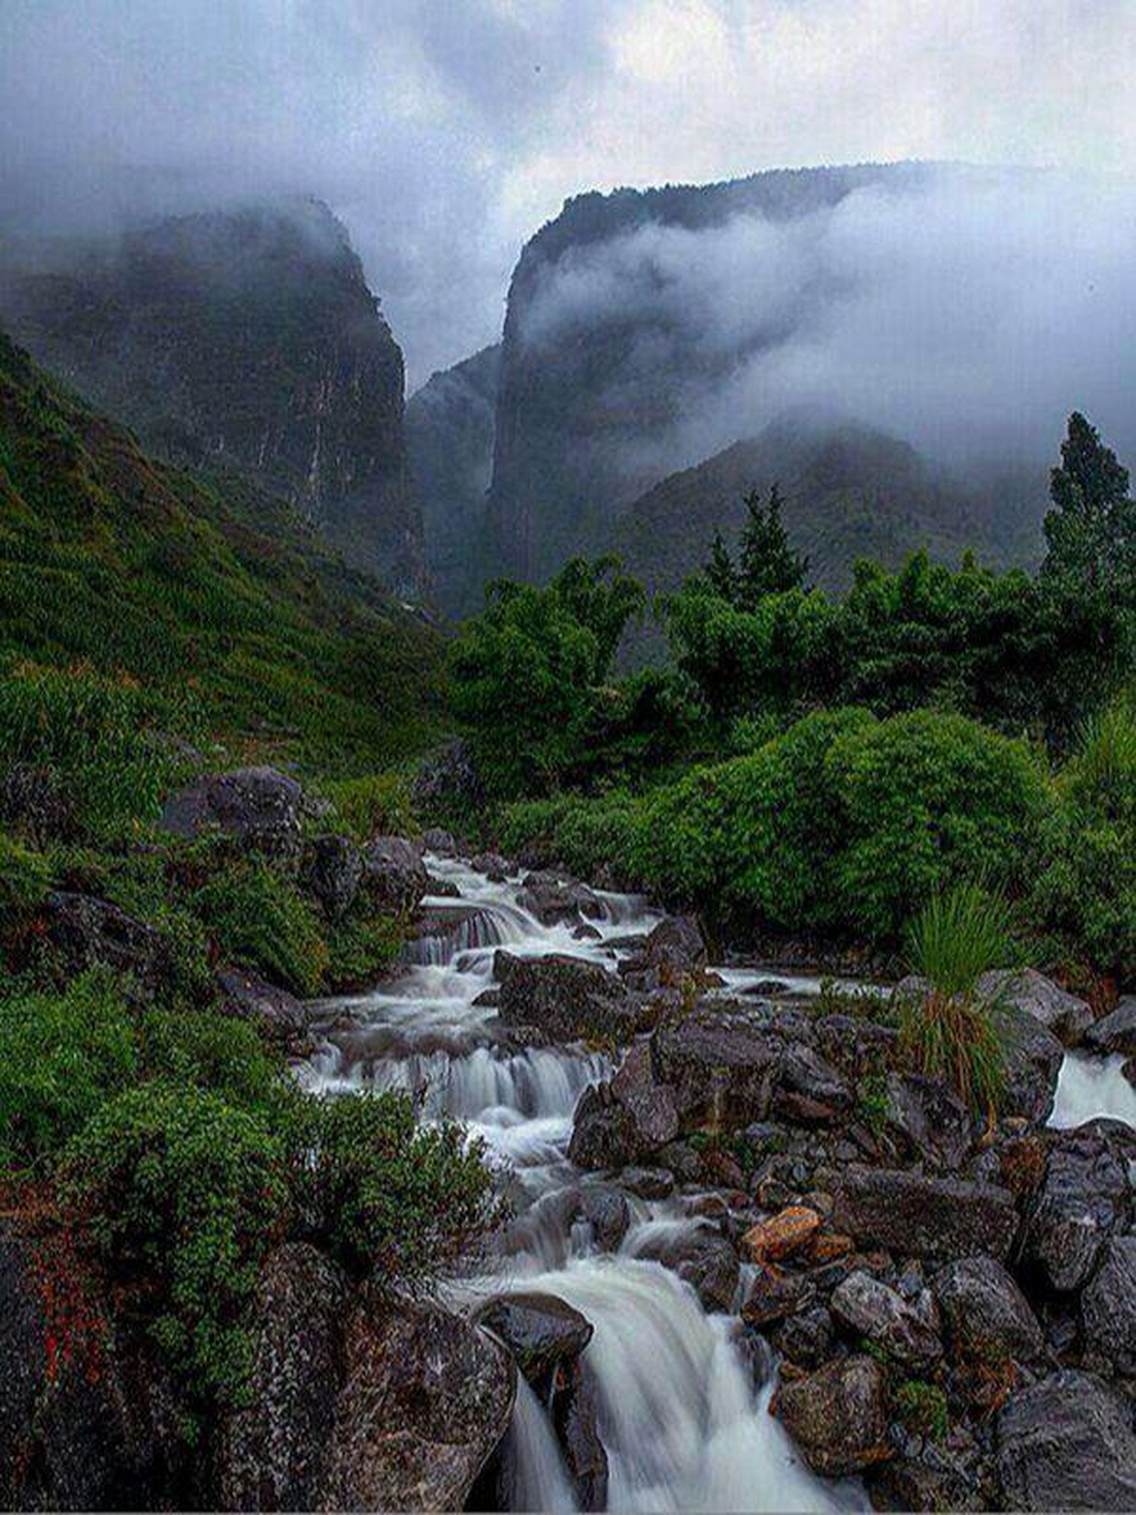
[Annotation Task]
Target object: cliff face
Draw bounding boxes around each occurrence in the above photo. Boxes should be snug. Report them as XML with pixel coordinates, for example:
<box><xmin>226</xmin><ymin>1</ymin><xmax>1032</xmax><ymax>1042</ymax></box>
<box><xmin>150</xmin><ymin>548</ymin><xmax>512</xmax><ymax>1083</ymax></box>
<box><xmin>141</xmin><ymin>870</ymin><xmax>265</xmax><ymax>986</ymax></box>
<box><xmin>486</xmin><ymin>163</ymin><xmax>948</xmax><ymax>583</ymax></box>
<box><xmin>0</xmin><ymin>199</ymin><xmax>424</xmax><ymax>593</ymax></box>
<box><xmin>406</xmin><ymin>344</ymin><xmax>501</xmax><ymax>618</ymax></box>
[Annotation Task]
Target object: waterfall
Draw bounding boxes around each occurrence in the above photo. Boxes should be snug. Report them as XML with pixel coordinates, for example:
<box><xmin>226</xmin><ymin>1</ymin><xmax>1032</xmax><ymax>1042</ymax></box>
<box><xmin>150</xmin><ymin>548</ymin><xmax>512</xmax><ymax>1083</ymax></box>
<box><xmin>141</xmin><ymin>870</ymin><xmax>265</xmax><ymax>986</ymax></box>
<box><xmin>1050</xmin><ymin>1051</ymin><xmax>1136</xmax><ymax>1129</ymax></box>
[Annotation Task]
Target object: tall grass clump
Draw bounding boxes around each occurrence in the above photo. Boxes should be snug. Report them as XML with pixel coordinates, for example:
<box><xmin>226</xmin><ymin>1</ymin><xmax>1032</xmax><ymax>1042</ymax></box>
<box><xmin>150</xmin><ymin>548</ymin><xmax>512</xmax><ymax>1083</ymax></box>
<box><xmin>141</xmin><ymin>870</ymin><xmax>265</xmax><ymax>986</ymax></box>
<box><xmin>899</xmin><ymin>883</ymin><xmax>1011</xmax><ymax>1114</ymax></box>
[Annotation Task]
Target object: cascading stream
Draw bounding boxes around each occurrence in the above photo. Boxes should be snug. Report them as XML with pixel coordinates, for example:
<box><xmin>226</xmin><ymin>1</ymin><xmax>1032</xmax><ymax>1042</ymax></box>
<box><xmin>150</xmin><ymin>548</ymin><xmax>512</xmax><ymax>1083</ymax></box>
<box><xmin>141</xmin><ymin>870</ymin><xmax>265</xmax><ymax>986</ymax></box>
<box><xmin>298</xmin><ymin>856</ymin><xmax>860</xmax><ymax>1513</ymax></box>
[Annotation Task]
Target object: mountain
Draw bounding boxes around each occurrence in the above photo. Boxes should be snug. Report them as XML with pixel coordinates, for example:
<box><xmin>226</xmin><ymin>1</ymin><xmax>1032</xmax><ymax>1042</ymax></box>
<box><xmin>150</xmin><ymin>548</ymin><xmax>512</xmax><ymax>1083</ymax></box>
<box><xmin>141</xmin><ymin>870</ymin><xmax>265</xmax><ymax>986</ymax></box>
<box><xmin>0</xmin><ymin>198</ymin><xmax>424</xmax><ymax>594</ymax></box>
<box><xmin>406</xmin><ymin>343</ymin><xmax>501</xmax><ymax>618</ymax></box>
<box><xmin>0</xmin><ymin>327</ymin><xmax>444</xmax><ymax>765</ymax></box>
<box><xmin>485</xmin><ymin>162</ymin><xmax>943</xmax><ymax>583</ymax></box>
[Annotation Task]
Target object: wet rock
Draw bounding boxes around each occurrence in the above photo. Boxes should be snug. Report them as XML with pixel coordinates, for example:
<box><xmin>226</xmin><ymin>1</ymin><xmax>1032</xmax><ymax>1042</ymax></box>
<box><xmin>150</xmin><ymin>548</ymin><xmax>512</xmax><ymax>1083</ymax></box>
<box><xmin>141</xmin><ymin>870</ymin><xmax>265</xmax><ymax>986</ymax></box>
<box><xmin>219</xmin><ymin>1244</ymin><xmax>348</xmax><ymax>1511</ymax></box>
<box><xmin>621</xmin><ymin>1166</ymin><xmax>675</xmax><ymax>1200</ymax></box>
<box><xmin>158</xmin><ymin>765</ymin><xmax>305</xmax><ymax>857</ymax></box>
<box><xmin>0</xmin><ymin>762</ymin><xmax>78</xmax><ymax>844</ymax></box>
<box><xmin>44</xmin><ymin>891</ymin><xmax>175</xmax><ymax>1002</ymax></box>
<box><xmin>317</xmin><ymin>1291</ymin><xmax>515</xmax><ymax>1512</ymax></box>
<box><xmin>633</xmin><ymin>1226</ymin><xmax>740</xmax><ymax>1313</ymax></box>
<box><xmin>412</xmin><ymin>739</ymin><xmax>485</xmax><ymax>818</ymax></box>
<box><xmin>933</xmin><ymin>1255</ymin><xmax>1046</xmax><ymax>1368</ymax></box>
<box><xmin>568</xmin><ymin>1085</ymin><xmax>641</xmax><ymax>1171</ymax></box>
<box><xmin>623</xmin><ymin>914</ymin><xmax>708</xmax><ymax>987</ymax></box>
<box><xmin>774</xmin><ymin>1043</ymin><xmax>852</xmax><ymax>1125</ymax></box>
<box><xmin>580</xmin><ymin>1186</ymin><xmax>631</xmax><ymax>1252</ymax></box>
<box><xmin>471</xmin><ymin>851</ymin><xmax>512</xmax><ymax>881</ymax></box>
<box><xmin>1081</xmin><ymin>1236</ymin><xmax>1136</xmax><ymax>1376</ymax></box>
<box><xmin>884</xmin><ymin>1072</ymin><xmax>973</xmax><ymax>1170</ymax></box>
<box><xmin>740</xmin><ymin>1206</ymin><xmax>821</xmax><ymax>1265</ymax></box>
<box><xmin>776</xmin><ymin>1355</ymin><xmax>892</xmax><ymax>1477</ymax></box>
<box><xmin>830</xmin><ymin>1167</ymin><xmax>1018</xmax><ymax>1262</ymax></box>
<box><xmin>1023</xmin><ymin>1127</ymin><xmax>1130</xmax><ymax>1292</ymax></box>
<box><xmin>978</xmin><ymin>968</ymin><xmax>1094</xmax><ymax>1047</ymax></box>
<box><xmin>741</xmin><ymin>1266</ymin><xmax>815</xmax><ymax>1327</ymax></box>
<box><xmin>517</xmin><ymin>869</ymin><xmax>603</xmax><ymax>926</ymax></box>
<box><xmin>812</xmin><ymin>1014</ymin><xmax>898</xmax><ymax>1082</ymax></box>
<box><xmin>997</xmin><ymin>1005</ymin><xmax>1066</xmax><ymax>1124</ymax></box>
<box><xmin>830</xmin><ymin>1271</ymin><xmax>942</xmax><ymax>1367</ymax></box>
<box><xmin>216</xmin><ymin>966</ymin><xmax>308</xmax><ymax>1045</ymax></box>
<box><xmin>301</xmin><ymin>834</ymin><xmax>364</xmax><ymax>920</ymax></box>
<box><xmin>1084</xmin><ymin>997</ymin><xmax>1136</xmax><ymax>1056</ymax></box>
<box><xmin>361</xmin><ymin>836</ymin><xmax>429</xmax><ymax>914</ymax></box>
<box><xmin>770</xmin><ymin>1307</ymin><xmax>834</xmax><ymax>1370</ymax></box>
<box><xmin>552</xmin><ymin>1358</ymin><xmax>608</xmax><ymax>1511</ymax></box>
<box><xmin>655</xmin><ymin>1141</ymin><xmax>703</xmax><ymax>1183</ymax></box>
<box><xmin>610</xmin><ymin>1041</ymin><xmax>680</xmax><ymax>1150</ymax></box>
<box><xmin>651</xmin><ymin>1009</ymin><xmax>783</xmax><ymax>1129</ymax></box>
<box><xmin>421</xmin><ymin>827</ymin><xmax>456</xmax><ymax>856</ymax></box>
<box><xmin>868</xmin><ymin>1455</ymin><xmax>986</xmax><ymax>1513</ymax></box>
<box><xmin>472</xmin><ymin>1292</ymin><xmax>593</xmax><ymax>1396</ymax></box>
<box><xmin>498</xmin><ymin>953</ymin><xmax>639</xmax><ymax>1042</ymax></box>
<box><xmin>995</xmin><ymin>1370</ymin><xmax>1136</xmax><ymax>1511</ymax></box>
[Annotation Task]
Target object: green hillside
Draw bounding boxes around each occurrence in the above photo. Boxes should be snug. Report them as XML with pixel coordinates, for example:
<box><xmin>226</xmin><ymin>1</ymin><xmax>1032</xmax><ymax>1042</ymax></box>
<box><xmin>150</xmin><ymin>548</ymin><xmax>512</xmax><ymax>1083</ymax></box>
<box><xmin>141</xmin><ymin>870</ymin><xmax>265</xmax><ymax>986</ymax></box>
<box><xmin>0</xmin><ymin>329</ymin><xmax>445</xmax><ymax>773</ymax></box>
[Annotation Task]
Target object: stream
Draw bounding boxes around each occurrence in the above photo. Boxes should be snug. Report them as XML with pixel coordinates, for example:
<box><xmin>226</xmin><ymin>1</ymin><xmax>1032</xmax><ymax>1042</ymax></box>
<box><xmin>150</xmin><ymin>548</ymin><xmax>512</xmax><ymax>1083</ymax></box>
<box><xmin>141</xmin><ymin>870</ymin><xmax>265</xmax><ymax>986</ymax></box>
<box><xmin>296</xmin><ymin>855</ymin><xmax>1135</xmax><ymax>1513</ymax></box>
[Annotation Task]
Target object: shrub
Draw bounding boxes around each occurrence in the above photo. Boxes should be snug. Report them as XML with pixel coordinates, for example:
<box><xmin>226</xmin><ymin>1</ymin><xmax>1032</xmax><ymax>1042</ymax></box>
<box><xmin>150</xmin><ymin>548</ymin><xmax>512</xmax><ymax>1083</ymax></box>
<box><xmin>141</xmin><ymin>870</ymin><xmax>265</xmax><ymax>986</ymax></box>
<box><xmin>323</xmin><ymin>911</ymin><xmax>403</xmax><ymax>992</ymax></box>
<box><xmin>0</xmin><ymin>830</ymin><xmax>50</xmax><ymax>917</ymax></box>
<box><xmin>0</xmin><ymin>971</ymin><xmax>137</xmax><ymax>1168</ymax></box>
<box><xmin>498</xmin><ymin>791</ymin><xmax>644</xmax><ymax>885</ymax></box>
<box><xmin>899</xmin><ymin>885</ymin><xmax>1009</xmax><ymax>1114</ymax></box>
<box><xmin>828</xmin><ymin>710</ymin><xmax>1050</xmax><ymax>940</ymax></box>
<box><xmin>298</xmin><ymin>1092</ymin><xmax>506</xmax><ymax>1285</ymax></box>
<box><xmin>318</xmin><ymin>771</ymin><xmax>415</xmax><ymax>842</ymax></box>
<box><xmin>63</xmin><ymin>1083</ymin><xmax>288</xmax><ymax>1414</ymax></box>
<box><xmin>138</xmin><ymin>1010</ymin><xmax>284</xmax><ymax>1111</ymax></box>
<box><xmin>191</xmin><ymin>860</ymin><xmax>329</xmax><ymax>996</ymax></box>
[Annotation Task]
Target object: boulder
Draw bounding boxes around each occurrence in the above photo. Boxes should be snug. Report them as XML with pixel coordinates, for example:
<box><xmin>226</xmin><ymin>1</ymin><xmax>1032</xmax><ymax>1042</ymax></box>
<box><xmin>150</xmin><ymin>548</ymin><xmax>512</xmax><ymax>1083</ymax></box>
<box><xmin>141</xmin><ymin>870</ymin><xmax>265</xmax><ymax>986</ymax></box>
<box><xmin>158</xmin><ymin>765</ymin><xmax>305</xmax><ymax>857</ymax></box>
<box><xmin>580</xmin><ymin>1186</ymin><xmax>631</xmax><ymax>1252</ymax></box>
<box><xmin>868</xmin><ymin>1455</ymin><xmax>986</xmax><ymax>1513</ymax></box>
<box><xmin>776</xmin><ymin>1355</ymin><xmax>892</xmax><ymax>1477</ymax></box>
<box><xmin>552</xmin><ymin>1359</ymin><xmax>608</xmax><ymax>1512</ymax></box>
<box><xmin>933</xmin><ymin>1255</ymin><xmax>1046</xmax><ymax>1368</ymax></box>
<box><xmin>740</xmin><ymin>1266</ymin><xmax>816</xmax><ymax>1327</ymax></box>
<box><xmin>302</xmin><ymin>835</ymin><xmax>364</xmax><ymax>920</ymax></box>
<box><xmin>1084</xmin><ymin>997</ymin><xmax>1136</xmax><ymax>1056</ymax></box>
<box><xmin>498</xmin><ymin>953</ymin><xmax>640</xmax><ymax>1043</ymax></box>
<box><xmin>472</xmin><ymin>1293</ymin><xmax>593</xmax><ymax>1396</ymax></box>
<box><xmin>884</xmin><ymin>1072</ymin><xmax>973</xmax><ymax>1170</ymax></box>
<box><xmin>421</xmin><ymin>827</ymin><xmax>457</xmax><ymax>857</ymax></box>
<box><xmin>517</xmin><ymin>870</ymin><xmax>603</xmax><ymax>926</ymax></box>
<box><xmin>215</xmin><ymin>966</ymin><xmax>308</xmax><ymax>1045</ymax></box>
<box><xmin>632</xmin><ymin>1225</ymin><xmax>739</xmax><ymax>1313</ymax></box>
<box><xmin>830</xmin><ymin>1271</ymin><xmax>942</xmax><ymax>1367</ymax></box>
<box><xmin>998</xmin><ymin>1004</ymin><xmax>1066</xmax><ymax>1124</ymax></box>
<box><xmin>978</xmin><ymin>968</ymin><xmax>1094</xmax><ymax>1047</ymax></box>
<box><xmin>0</xmin><ymin>762</ymin><xmax>78</xmax><ymax>844</ymax></box>
<box><xmin>830</xmin><ymin>1167</ymin><xmax>1018</xmax><ymax>1262</ymax></box>
<box><xmin>740</xmin><ymin>1207</ymin><xmax>821</xmax><ymax>1266</ymax></box>
<box><xmin>1081</xmin><ymin>1236</ymin><xmax>1136</xmax><ymax>1376</ymax></box>
<box><xmin>651</xmin><ymin>1009</ymin><xmax>784</xmax><ymax>1129</ymax></box>
<box><xmin>621</xmin><ymin>1167</ymin><xmax>675</xmax><ymax>1201</ymax></box>
<box><xmin>361</xmin><ymin>836</ymin><xmax>429</xmax><ymax>914</ymax></box>
<box><xmin>1023</xmin><ymin>1127</ymin><xmax>1130</xmax><ymax>1292</ymax></box>
<box><xmin>219</xmin><ymin>1244</ymin><xmax>349</xmax><ymax>1511</ymax></box>
<box><xmin>610</xmin><ymin>1041</ymin><xmax>679</xmax><ymax>1149</ymax></box>
<box><xmin>317</xmin><ymin>1292</ymin><xmax>515</xmax><ymax>1512</ymax></box>
<box><xmin>995</xmin><ymin>1370</ymin><xmax>1136</xmax><ymax>1511</ymax></box>
<box><xmin>773</xmin><ymin>1041</ymin><xmax>852</xmax><ymax>1124</ymax></box>
<box><xmin>567</xmin><ymin>1085</ymin><xmax>642</xmax><ymax>1171</ymax></box>
<box><xmin>471</xmin><ymin>852</ymin><xmax>512</xmax><ymax>881</ymax></box>
<box><xmin>412</xmin><ymin>739</ymin><xmax>485</xmax><ymax>818</ymax></box>
<box><xmin>44</xmin><ymin>891</ymin><xmax>175</xmax><ymax>1002</ymax></box>
<box><xmin>628</xmin><ymin>915</ymin><xmax>708</xmax><ymax>986</ymax></box>
<box><xmin>770</xmin><ymin>1307</ymin><xmax>834</xmax><ymax>1370</ymax></box>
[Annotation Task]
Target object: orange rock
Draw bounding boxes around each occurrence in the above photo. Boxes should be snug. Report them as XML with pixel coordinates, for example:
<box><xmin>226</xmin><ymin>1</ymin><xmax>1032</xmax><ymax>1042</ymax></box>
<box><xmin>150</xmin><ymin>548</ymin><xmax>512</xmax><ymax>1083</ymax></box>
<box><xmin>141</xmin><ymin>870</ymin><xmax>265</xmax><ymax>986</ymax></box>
<box><xmin>807</xmin><ymin>1231</ymin><xmax>854</xmax><ymax>1263</ymax></box>
<box><xmin>741</xmin><ymin>1205</ymin><xmax>822</xmax><ymax>1264</ymax></box>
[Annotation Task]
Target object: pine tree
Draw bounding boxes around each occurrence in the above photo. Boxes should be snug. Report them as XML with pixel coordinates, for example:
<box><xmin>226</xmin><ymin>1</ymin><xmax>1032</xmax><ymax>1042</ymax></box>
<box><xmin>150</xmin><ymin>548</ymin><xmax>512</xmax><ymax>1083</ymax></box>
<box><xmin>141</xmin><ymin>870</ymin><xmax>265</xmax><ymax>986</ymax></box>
<box><xmin>736</xmin><ymin>484</ymin><xmax>809</xmax><ymax>609</ymax></box>
<box><xmin>1043</xmin><ymin>412</ymin><xmax>1136</xmax><ymax>594</ymax></box>
<box><xmin>705</xmin><ymin>531</ymin><xmax>737</xmax><ymax>602</ymax></box>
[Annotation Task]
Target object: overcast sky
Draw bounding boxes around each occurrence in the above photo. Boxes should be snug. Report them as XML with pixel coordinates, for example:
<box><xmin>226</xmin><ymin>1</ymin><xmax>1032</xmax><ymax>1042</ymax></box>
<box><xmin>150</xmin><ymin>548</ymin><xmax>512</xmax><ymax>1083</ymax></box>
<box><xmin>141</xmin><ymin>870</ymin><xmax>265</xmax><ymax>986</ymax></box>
<box><xmin>3</xmin><ymin>0</ymin><xmax>1134</xmax><ymax>388</ymax></box>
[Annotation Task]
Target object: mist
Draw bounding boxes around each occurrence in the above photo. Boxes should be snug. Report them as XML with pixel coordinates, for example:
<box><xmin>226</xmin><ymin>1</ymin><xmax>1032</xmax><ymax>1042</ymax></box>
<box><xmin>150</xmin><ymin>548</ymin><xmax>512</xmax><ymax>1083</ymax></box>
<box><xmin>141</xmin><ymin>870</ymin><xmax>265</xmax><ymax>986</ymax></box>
<box><xmin>517</xmin><ymin>165</ymin><xmax>1136</xmax><ymax>485</ymax></box>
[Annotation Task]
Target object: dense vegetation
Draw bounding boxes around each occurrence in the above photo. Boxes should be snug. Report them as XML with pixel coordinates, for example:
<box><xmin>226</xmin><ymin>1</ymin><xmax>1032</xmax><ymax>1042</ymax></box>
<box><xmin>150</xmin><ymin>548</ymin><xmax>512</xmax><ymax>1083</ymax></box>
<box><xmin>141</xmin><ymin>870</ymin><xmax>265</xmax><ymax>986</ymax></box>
<box><xmin>453</xmin><ymin>412</ymin><xmax>1136</xmax><ymax>986</ymax></box>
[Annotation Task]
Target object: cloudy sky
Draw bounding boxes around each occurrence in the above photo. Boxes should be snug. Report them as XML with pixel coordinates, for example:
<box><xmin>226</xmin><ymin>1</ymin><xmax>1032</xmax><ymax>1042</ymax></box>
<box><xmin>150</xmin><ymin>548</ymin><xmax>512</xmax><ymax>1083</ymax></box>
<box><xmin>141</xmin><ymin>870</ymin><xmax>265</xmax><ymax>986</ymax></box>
<box><xmin>3</xmin><ymin>0</ymin><xmax>1134</xmax><ymax>387</ymax></box>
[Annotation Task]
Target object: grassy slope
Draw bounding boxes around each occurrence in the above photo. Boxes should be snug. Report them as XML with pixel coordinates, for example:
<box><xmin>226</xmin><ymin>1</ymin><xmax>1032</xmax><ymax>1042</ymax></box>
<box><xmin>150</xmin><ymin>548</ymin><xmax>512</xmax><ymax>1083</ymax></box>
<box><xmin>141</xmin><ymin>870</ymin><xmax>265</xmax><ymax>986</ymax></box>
<box><xmin>0</xmin><ymin>329</ymin><xmax>446</xmax><ymax>774</ymax></box>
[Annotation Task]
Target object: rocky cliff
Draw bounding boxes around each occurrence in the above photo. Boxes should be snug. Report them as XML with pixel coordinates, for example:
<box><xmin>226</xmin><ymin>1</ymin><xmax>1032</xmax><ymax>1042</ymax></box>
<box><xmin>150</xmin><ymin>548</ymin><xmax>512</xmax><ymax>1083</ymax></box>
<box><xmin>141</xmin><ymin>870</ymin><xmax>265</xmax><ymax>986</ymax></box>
<box><xmin>0</xmin><ymin>198</ymin><xmax>424</xmax><ymax>593</ymax></box>
<box><xmin>486</xmin><ymin>162</ymin><xmax>941</xmax><ymax>583</ymax></box>
<box><xmin>406</xmin><ymin>343</ymin><xmax>501</xmax><ymax>618</ymax></box>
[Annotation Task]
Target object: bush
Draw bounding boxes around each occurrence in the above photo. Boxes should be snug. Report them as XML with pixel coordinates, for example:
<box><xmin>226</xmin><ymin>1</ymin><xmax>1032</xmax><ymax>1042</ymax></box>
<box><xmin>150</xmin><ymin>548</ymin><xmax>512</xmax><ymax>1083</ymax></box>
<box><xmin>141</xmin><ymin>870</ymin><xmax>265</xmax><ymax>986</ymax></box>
<box><xmin>497</xmin><ymin>791</ymin><xmax>644</xmax><ymax>885</ymax></box>
<box><xmin>318</xmin><ymin>771</ymin><xmax>415</xmax><ymax>842</ymax></box>
<box><xmin>828</xmin><ymin>710</ymin><xmax>1050</xmax><ymax>940</ymax></box>
<box><xmin>191</xmin><ymin>860</ymin><xmax>329</xmax><ymax>996</ymax></box>
<box><xmin>138</xmin><ymin>1010</ymin><xmax>285</xmax><ymax>1111</ymax></box>
<box><xmin>899</xmin><ymin>885</ymin><xmax>1010</xmax><ymax>1113</ymax></box>
<box><xmin>0</xmin><ymin>830</ymin><xmax>50</xmax><ymax>917</ymax></box>
<box><xmin>64</xmin><ymin>1083</ymin><xmax>289</xmax><ymax>1414</ymax></box>
<box><xmin>0</xmin><ymin>970</ymin><xmax>137</xmax><ymax>1167</ymax></box>
<box><xmin>299</xmin><ymin>1092</ymin><xmax>506</xmax><ymax>1285</ymax></box>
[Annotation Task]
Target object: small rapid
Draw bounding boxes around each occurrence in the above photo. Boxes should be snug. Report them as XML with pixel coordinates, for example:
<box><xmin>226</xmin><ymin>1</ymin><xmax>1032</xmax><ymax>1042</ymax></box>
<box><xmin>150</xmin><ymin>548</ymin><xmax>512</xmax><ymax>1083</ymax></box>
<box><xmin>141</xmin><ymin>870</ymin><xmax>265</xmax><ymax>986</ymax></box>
<box><xmin>1050</xmin><ymin>1050</ymin><xmax>1136</xmax><ymax>1129</ymax></box>
<box><xmin>297</xmin><ymin>854</ymin><xmax>855</xmax><ymax>1513</ymax></box>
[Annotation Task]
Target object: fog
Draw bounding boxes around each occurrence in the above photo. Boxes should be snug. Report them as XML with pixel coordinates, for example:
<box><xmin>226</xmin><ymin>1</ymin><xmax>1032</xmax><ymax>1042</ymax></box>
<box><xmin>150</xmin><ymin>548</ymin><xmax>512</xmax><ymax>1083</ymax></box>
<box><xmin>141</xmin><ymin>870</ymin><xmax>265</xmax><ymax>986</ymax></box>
<box><xmin>3</xmin><ymin>1</ymin><xmax>1135</xmax><ymax>389</ymax></box>
<box><xmin>518</xmin><ymin>166</ymin><xmax>1136</xmax><ymax>477</ymax></box>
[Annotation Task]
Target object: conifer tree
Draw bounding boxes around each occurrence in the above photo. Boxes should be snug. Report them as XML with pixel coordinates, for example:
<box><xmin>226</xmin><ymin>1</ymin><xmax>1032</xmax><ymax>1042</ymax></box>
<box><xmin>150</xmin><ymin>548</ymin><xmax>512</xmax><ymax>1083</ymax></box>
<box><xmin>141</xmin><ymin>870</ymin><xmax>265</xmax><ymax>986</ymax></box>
<box><xmin>705</xmin><ymin>531</ymin><xmax>737</xmax><ymax>602</ymax></box>
<box><xmin>736</xmin><ymin>483</ymin><xmax>809</xmax><ymax>609</ymax></box>
<box><xmin>1043</xmin><ymin>412</ymin><xmax>1135</xmax><ymax>594</ymax></box>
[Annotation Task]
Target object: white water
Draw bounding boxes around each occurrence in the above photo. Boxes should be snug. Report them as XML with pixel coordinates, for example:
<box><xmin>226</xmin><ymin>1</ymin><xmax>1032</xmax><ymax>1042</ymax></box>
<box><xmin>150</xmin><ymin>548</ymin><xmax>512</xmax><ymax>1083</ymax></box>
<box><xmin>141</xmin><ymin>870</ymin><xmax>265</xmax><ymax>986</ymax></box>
<box><xmin>1050</xmin><ymin>1050</ymin><xmax>1136</xmax><ymax>1130</ymax></box>
<box><xmin>299</xmin><ymin>856</ymin><xmax>857</xmax><ymax>1513</ymax></box>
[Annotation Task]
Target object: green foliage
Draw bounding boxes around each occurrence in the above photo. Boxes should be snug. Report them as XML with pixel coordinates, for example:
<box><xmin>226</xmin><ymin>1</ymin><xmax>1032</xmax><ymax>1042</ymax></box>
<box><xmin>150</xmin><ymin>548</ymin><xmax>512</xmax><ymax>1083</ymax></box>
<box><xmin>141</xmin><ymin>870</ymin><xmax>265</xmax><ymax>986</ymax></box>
<box><xmin>297</xmin><ymin>1092</ymin><xmax>506</xmax><ymax>1284</ymax></box>
<box><xmin>317</xmin><ymin>771</ymin><xmax>415</xmax><ymax>842</ymax></box>
<box><xmin>858</xmin><ymin>1071</ymin><xmax>890</xmax><ymax>1139</ymax></box>
<box><xmin>905</xmin><ymin>883</ymin><xmax>1014</xmax><ymax>998</ymax></box>
<box><xmin>497</xmin><ymin>790</ymin><xmax>643</xmax><ymax>884</ymax></box>
<box><xmin>138</xmin><ymin>1010</ymin><xmax>285</xmax><ymax>1112</ymax></box>
<box><xmin>1043</xmin><ymin>411</ymin><xmax>1136</xmax><ymax>596</ymax></box>
<box><xmin>0</xmin><ymin>971</ymin><xmax>137</xmax><ymax>1168</ymax></box>
<box><xmin>0</xmin><ymin>830</ymin><xmax>50</xmax><ymax>916</ymax></box>
<box><xmin>64</xmin><ymin>1083</ymin><xmax>288</xmax><ymax>1413</ymax></box>
<box><xmin>323</xmin><ymin>910</ymin><xmax>403</xmax><ymax>991</ymax></box>
<box><xmin>191</xmin><ymin>859</ymin><xmax>329</xmax><ymax>997</ymax></box>
<box><xmin>735</xmin><ymin>483</ymin><xmax>810</xmax><ymax>606</ymax></box>
<box><xmin>894</xmin><ymin>1380</ymin><xmax>949</xmax><ymax>1444</ymax></box>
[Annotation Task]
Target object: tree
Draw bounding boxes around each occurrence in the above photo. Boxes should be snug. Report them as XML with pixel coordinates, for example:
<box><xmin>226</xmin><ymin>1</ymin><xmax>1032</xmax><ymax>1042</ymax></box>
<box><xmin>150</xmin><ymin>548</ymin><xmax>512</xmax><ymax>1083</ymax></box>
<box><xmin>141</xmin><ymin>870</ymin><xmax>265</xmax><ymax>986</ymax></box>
<box><xmin>549</xmin><ymin>555</ymin><xmax>646</xmax><ymax>674</ymax></box>
<box><xmin>1042</xmin><ymin>412</ymin><xmax>1136</xmax><ymax>594</ymax></box>
<box><xmin>736</xmin><ymin>484</ymin><xmax>809</xmax><ymax>609</ymax></box>
<box><xmin>705</xmin><ymin>532</ymin><xmax>737</xmax><ymax>602</ymax></box>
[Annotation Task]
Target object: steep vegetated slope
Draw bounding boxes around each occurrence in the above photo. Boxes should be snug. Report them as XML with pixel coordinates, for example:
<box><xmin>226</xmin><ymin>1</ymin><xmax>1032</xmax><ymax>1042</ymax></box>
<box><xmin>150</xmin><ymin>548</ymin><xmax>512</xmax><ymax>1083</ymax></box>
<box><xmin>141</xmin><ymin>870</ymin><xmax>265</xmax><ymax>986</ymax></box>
<box><xmin>406</xmin><ymin>343</ymin><xmax>501</xmax><ymax>618</ymax></box>
<box><xmin>486</xmin><ymin>162</ymin><xmax>942</xmax><ymax>582</ymax></box>
<box><xmin>0</xmin><ymin>198</ymin><xmax>425</xmax><ymax>593</ymax></box>
<box><xmin>0</xmin><ymin>328</ymin><xmax>444</xmax><ymax>769</ymax></box>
